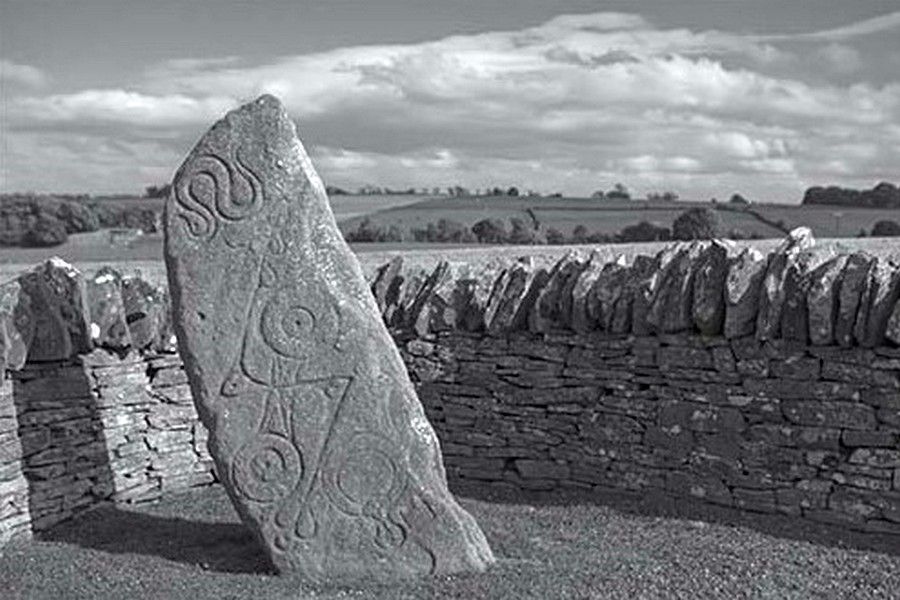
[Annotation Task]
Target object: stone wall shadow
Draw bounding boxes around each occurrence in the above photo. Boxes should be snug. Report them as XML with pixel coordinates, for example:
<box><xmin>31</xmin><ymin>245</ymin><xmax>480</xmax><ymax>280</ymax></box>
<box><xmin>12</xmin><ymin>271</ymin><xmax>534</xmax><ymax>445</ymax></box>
<box><xmin>41</xmin><ymin>504</ymin><xmax>271</xmax><ymax>574</ymax></box>
<box><xmin>451</xmin><ymin>481</ymin><xmax>900</xmax><ymax>558</ymax></box>
<box><xmin>12</xmin><ymin>360</ymin><xmax>117</xmax><ymax>535</ymax></box>
<box><xmin>11</xmin><ymin>358</ymin><xmax>272</xmax><ymax>574</ymax></box>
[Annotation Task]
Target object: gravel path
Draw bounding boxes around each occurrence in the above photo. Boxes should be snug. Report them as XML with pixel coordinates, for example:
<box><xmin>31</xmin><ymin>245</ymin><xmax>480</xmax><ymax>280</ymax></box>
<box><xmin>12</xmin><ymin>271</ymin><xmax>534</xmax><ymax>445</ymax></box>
<box><xmin>2</xmin><ymin>485</ymin><xmax>898</xmax><ymax>599</ymax></box>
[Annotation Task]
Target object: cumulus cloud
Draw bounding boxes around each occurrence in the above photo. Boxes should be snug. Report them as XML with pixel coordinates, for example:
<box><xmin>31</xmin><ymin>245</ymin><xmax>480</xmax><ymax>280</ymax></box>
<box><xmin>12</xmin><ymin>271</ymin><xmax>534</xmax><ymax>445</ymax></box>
<box><xmin>4</xmin><ymin>11</ymin><xmax>899</xmax><ymax>199</ymax></box>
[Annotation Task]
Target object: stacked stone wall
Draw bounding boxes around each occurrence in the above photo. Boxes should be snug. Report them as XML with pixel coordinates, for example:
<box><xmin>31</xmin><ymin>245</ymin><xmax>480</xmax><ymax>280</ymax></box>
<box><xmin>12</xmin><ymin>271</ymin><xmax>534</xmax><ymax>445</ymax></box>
<box><xmin>2</xmin><ymin>228</ymin><xmax>900</xmax><ymax>545</ymax></box>
<box><xmin>0</xmin><ymin>351</ymin><xmax>215</xmax><ymax>545</ymax></box>
<box><xmin>399</xmin><ymin>331</ymin><xmax>900</xmax><ymax>535</ymax></box>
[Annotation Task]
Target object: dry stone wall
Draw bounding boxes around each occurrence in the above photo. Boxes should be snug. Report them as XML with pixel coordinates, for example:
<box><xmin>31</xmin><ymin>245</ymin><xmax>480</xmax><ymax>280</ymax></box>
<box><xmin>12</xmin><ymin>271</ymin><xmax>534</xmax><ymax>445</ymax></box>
<box><xmin>2</xmin><ymin>228</ymin><xmax>900</xmax><ymax>545</ymax></box>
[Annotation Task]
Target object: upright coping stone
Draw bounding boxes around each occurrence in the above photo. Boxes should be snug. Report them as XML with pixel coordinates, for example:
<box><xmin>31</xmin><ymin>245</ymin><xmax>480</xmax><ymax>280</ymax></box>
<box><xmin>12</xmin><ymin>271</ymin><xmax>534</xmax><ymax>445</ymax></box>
<box><xmin>164</xmin><ymin>95</ymin><xmax>494</xmax><ymax>581</ymax></box>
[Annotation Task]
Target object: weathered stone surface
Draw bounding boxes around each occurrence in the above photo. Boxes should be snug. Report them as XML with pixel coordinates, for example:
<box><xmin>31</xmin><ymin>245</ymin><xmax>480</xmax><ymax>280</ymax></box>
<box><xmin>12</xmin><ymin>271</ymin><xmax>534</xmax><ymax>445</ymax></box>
<box><xmin>885</xmin><ymin>297</ymin><xmax>900</xmax><ymax>346</ymax></box>
<box><xmin>692</xmin><ymin>241</ymin><xmax>729</xmax><ymax>336</ymax></box>
<box><xmin>756</xmin><ymin>228</ymin><xmax>815</xmax><ymax>341</ymax></box>
<box><xmin>529</xmin><ymin>252</ymin><xmax>587</xmax><ymax>333</ymax></box>
<box><xmin>164</xmin><ymin>95</ymin><xmax>493</xmax><ymax>580</ymax></box>
<box><xmin>629</xmin><ymin>253</ymin><xmax>664</xmax><ymax>335</ymax></box>
<box><xmin>370</xmin><ymin>256</ymin><xmax>403</xmax><ymax>316</ymax></box>
<box><xmin>591</xmin><ymin>256</ymin><xmax>629</xmax><ymax>332</ymax></box>
<box><xmin>724</xmin><ymin>248</ymin><xmax>765</xmax><ymax>339</ymax></box>
<box><xmin>834</xmin><ymin>252</ymin><xmax>872</xmax><ymax>347</ymax></box>
<box><xmin>806</xmin><ymin>256</ymin><xmax>848</xmax><ymax>346</ymax></box>
<box><xmin>121</xmin><ymin>276</ymin><xmax>167</xmax><ymax>350</ymax></box>
<box><xmin>854</xmin><ymin>258</ymin><xmax>900</xmax><ymax>347</ymax></box>
<box><xmin>483</xmin><ymin>258</ymin><xmax>535</xmax><ymax>334</ymax></box>
<box><xmin>569</xmin><ymin>254</ymin><xmax>604</xmax><ymax>333</ymax></box>
<box><xmin>0</xmin><ymin>280</ymin><xmax>34</xmax><ymax>372</ymax></box>
<box><xmin>86</xmin><ymin>267</ymin><xmax>132</xmax><ymax>351</ymax></box>
<box><xmin>454</xmin><ymin>261</ymin><xmax>503</xmax><ymax>331</ymax></box>
<box><xmin>17</xmin><ymin>258</ymin><xmax>92</xmax><ymax>361</ymax></box>
<box><xmin>647</xmin><ymin>243</ymin><xmax>703</xmax><ymax>334</ymax></box>
<box><xmin>408</xmin><ymin>261</ymin><xmax>450</xmax><ymax>336</ymax></box>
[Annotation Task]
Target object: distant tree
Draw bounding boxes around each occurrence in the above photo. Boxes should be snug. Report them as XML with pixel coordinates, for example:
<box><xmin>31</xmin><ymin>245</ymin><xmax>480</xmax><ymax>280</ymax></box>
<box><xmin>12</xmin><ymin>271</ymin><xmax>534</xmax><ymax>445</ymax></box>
<box><xmin>646</xmin><ymin>191</ymin><xmax>677</xmax><ymax>202</ymax></box>
<box><xmin>144</xmin><ymin>184</ymin><xmax>172</xmax><ymax>198</ymax></box>
<box><xmin>607</xmin><ymin>183</ymin><xmax>630</xmax><ymax>200</ymax></box>
<box><xmin>24</xmin><ymin>214</ymin><xmax>68</xmax><ymax>247</ymax></box>
<box><xmin>672</xmin><ymin>207</ymin><xmax>721</xmax><ymax>240</ymax></box>
<box><xmin>548</xmin><ymin>192</ymin><xmax>563</xmax><ymax>198</ymax></box>
<box><xmin>871</xmin><ymin>220</ymin><xmax>900</xmax><ymax>237</ymax></box>
<box><xmin>430</xmin><ymin>218</ymin><xmax>468</xmax><ymax>242</ymax></box>
<box><xmin>344</xmin><ymin>217</ymin><xmax>382</xmax><ymax>242</ymax></box>
<box><xmin>618</xmin><ymin>221</ymin><xmax>670</xmax><ymax>243</ymax></box>
<box><xmin>471</xmin><ymin>218</ymin><xmax>508</xmax><ymax>244</ymax></box>
<box><xmin>572</xmin><ymin>224</ymin><xmax>589</xmax><ymax>244</ymax></box>
<box><xmin>325</xmin><ymin>185</ymin><xmax>348</xmax><ymax>196</ymax></box>
<box><xmin>586</xmin><ymin>231</ymin><xmax>611</xmax><ymax>244</ymax></box>
<box><xmin>729</xmin><ymin>193</ymin><xmax>750</xmax><ymax>205</ymax></box>
<box><xmin>803</xmin><ymin>182</ymin><xmax>900</xmax><ymax>208</ymax></box>
<box><xmin>591</xmin><ymin>190</ymin><xmax>606</xmax><ymax>199</ymax></box>
<box><xmin>507</xmin><ymin>186</ymin><xmax>520</xmax><ymax>197</ymax></box>
<box><xmin>508</xmin><ymin>217</ymin><xmax>540</xmax><ymax>244</ymax></box>
<box><xmin>545</xmin><ymin>227</ymin><xmax>566</xmax><ymax>245</ymax></box>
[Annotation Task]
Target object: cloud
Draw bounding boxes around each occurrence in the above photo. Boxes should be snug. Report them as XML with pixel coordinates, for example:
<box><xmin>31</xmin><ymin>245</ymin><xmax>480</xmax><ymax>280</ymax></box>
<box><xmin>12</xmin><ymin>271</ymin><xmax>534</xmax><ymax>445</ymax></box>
<box><xmin>763</xmin><ymin>10</ymin><xmax>900</xmax><ymax>42</ymax></box>
<box><xmin>0</xmin><ymin>59</ymin><xmax>49</xmax><ymax>88</ymax></box>
<box><xmin>816</xmin><ymin>43</ymin><xmax>863</xmax><ymax>74</ymax></box>
<box><xmin>4</xmin><ymin>11</ymin><xmax>899</xmax><ymax>200</ymax></box>
<box><xmin>9</xmin><ymin>90</ymin><xmax>234</xmax><ymax>127</ymax></box>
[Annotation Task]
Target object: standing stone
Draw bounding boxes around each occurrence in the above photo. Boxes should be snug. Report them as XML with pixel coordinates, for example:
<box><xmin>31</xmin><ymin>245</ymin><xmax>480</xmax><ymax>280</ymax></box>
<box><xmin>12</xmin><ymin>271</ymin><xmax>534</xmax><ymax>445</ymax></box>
<box><xmin>164</xmin><ymin>95</ymin><xmax>493</xmax><ymax>580</ymax></box>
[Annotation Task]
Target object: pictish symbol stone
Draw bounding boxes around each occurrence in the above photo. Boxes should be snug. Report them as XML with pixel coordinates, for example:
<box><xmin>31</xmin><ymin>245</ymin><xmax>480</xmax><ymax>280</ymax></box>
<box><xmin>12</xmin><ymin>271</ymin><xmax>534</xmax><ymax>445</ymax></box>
<box><xmin>164</xmin><ymin>94</ymin><xmax>494</xmax><ymax>581</ymax></box>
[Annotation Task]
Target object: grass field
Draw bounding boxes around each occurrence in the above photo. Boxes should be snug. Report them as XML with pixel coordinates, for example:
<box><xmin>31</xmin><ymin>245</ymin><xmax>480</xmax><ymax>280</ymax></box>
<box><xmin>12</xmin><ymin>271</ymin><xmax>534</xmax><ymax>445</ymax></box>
<box><xmin>338</xmin><ymin>194</ymin><xmax>900</xmax><ymax>241</ymax></box>
<box><xmin>2</xmin><ymin>484</ymin><xmax>898</xmax><ymax>599</ymax></box>
<box><xmin>3</xmin><ymin>193</ymin><xmax>900</xmax><ymax>269</ymax></box>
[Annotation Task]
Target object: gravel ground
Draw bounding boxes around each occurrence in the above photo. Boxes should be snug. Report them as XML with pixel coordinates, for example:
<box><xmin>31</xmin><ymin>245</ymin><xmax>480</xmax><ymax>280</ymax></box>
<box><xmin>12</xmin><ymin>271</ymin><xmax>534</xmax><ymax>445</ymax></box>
<box><xmin>1</xmin><ymin>485</ymin><xmax>898</xmax><ymax>600</ymax></box>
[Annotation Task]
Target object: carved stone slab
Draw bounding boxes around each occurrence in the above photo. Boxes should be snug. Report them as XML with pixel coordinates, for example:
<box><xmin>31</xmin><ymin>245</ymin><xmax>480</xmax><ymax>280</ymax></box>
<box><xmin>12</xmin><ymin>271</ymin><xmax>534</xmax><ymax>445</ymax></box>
<box><xmin>164</xmin><ymin>95</ymin><xmax>494</xmax><ymax>581</ymax></box>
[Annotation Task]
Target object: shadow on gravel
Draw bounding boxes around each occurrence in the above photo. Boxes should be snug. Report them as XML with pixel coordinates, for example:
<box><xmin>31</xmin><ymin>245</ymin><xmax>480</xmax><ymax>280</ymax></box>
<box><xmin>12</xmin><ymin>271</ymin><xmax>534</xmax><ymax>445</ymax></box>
<box><xmin>39</xmin><ymin>505</ymin><xmax>274</xmax><ymax>575</ymax></box>
<box><xmin>452</xmin><ymin>482</ymin><xmax>900</xmax><ymax>558</ymax></box>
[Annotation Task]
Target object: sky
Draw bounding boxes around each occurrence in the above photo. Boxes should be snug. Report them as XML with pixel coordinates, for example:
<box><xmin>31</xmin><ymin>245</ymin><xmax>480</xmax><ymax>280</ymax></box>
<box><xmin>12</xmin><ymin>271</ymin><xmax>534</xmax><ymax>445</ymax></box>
<box><xmin>1</xmin><ymin>1</ymin><xmax>899</xmax><ymax>202</ymax></box>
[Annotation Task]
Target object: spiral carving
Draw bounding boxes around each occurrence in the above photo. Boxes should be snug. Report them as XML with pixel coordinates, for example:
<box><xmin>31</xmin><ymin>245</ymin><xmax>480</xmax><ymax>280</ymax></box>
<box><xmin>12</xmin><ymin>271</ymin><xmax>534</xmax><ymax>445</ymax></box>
<box><xmin>260</xmin><ymin>286</ymin><xmax>339</xmax><ymax>359</ymax></box>
<box><xmin>173</xmin><ymin>147</ymin><xmax>264</xmax><ymax>240</ymax></box>
<box><xmin>323</xmin><ymin>432</ymin><xmax>406</xmax><ymax>517</ymax></box>
<box><xmin>232</xmin><ymin>433</ymin><xmax>303</xmax><ymax>503</ymax></box>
